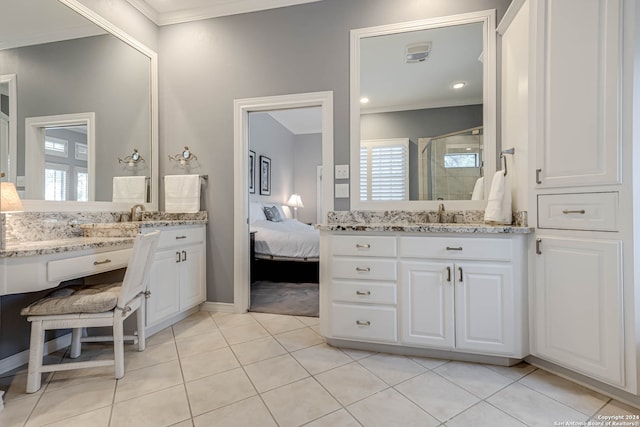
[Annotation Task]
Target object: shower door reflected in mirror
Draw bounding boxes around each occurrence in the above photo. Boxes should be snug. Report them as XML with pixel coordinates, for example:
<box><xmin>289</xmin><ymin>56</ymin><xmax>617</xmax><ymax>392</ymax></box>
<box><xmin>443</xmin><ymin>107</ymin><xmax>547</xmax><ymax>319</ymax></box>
<box><xmin>419</xmin><ymin>127</ymin><xmax>483</xmax><ymax>201</ymax></box>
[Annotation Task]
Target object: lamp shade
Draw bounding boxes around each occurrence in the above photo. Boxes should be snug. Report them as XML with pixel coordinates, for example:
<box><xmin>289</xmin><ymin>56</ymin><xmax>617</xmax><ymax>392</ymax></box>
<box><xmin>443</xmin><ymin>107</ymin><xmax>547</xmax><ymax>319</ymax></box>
<box><xmin>287</xmin><ymin>194</ymin><xmax>304</xmax><ymax>208</ymax></box>
<box><xmin>1</xmin><ymin>182</ymin><xmax>23</xmax><ymax>212</ymax></box>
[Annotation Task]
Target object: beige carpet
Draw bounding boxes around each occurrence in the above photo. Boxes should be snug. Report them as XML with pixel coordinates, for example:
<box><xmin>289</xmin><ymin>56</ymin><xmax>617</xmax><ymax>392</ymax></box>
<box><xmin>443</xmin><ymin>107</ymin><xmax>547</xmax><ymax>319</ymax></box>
<box><xmin>250</xmin><ymin>281</ymin><xmax>319</xmax><ymax>317</ymax></box>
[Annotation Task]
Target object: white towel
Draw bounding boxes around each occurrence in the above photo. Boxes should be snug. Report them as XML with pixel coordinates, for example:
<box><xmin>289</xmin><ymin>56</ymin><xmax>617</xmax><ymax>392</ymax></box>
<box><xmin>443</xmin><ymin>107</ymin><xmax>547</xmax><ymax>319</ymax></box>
<box><xmin>484</xmin><ymin>171</ymin><xmax>512</xmax><ymax>224</ymax></box>
<box><xmin>471</xmin><ymin>176</ymin><xmax>484</xmax><ymax>200</ymax></box>
<box><xmin>112</xmin><ymin>176</ymin><xmax>147</xmax><ymax>203</ymax></box>
<box><xmin>164</xmin><ymin>174</ymin><xmax>201</xmax><ymax>213</ymax></box>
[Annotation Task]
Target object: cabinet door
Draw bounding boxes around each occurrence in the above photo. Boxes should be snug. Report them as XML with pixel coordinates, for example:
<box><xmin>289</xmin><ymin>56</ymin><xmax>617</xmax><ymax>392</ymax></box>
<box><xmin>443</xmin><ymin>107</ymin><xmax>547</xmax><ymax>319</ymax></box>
<box><xmin>534</xmin><ymin>0</ymin><xmax>621</xmax><ymax>188</ymax></box>
<box><xmin>179</xmin><ymin>244</ymin><xmax>206</xmax><ymax>310</ymax></box>
<box><xmin>455</xmin><ymin>262</ymin><xmax>515</xmax><ymax>354</ymax></box>
<box><xmin>400</xmin><ymin>261</ymin><xmax>454</xmax><ymax>349</ymax></box>
<box><xmin>534</xmin><ymin>236</ymin><xmax>624</xmax><ymax>386</ymax></box>
<box><xmin>147</xmin><ymin>249</ymin><xmax>181</xmax><ymax>326</ymax></box>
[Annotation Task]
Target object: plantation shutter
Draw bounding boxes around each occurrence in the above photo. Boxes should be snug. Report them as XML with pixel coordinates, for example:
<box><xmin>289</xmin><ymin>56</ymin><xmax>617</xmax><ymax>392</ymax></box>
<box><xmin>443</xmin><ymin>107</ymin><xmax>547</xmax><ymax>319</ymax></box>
<box><xmin>360</xmin><ymin>138</ymin><xmax>409</xmax><ymax>201</ymax></box>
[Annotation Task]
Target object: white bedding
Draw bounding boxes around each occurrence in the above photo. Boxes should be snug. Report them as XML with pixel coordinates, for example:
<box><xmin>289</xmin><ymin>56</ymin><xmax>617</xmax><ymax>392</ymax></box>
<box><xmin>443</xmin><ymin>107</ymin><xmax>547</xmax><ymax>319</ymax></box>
<box><xmin>251</xmin><ymin>219</ymin><xmax>319</xmax><ymax>260</ymax></box>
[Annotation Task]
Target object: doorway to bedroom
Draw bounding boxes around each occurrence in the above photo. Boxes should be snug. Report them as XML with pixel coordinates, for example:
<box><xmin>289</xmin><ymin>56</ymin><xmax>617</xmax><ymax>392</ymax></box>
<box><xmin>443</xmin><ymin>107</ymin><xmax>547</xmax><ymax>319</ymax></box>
<box><xmin>233</xmin><ymin>92</ymin><xmax>334</xmax><ymax>317</ymax></box>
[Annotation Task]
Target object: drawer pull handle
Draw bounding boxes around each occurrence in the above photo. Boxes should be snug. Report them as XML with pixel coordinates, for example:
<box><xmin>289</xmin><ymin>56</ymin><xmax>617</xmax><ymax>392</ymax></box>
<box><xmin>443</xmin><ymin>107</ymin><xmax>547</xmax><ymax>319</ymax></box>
<box><xmin>181</xmin><ymin>250</ymin><xmax>187</xmax><ymax>262</ymax></box>
<box><xmin>446</xmin><ymin>266</ymin><xmax>452</xmax><ymax>282</ymax></box>
<box><xmin>446</xmin><ymin>246</ymin><xmax>463</xmax><ymax>251</ymax></box>
<box><xmin>356</xmin><ymin>267</ymin><xmax>371</xmax><ymax>272</ymax></box>
<box><xmin>93</xmin><ymin>259</ymin><xmax>111</xmax><ymax>266</ymax></box>
<box><xmin>562</xmin><ymin>209</ymin><xmax>586</xmax><ymax>215</ymax></box>
<box><xmin>175</xmin><ymin>235</ymin><xmax>187</xmax><ymax>240</ymax></box>
<box><xmin>536</xmin><ymin>168</ymin><xmax>542</xmax><ymax>184</ymax></box>
<box><xmin>356</xmin><ymin>320</ymin><xmax>371</xmax><ymax>326</ymax></box>
<box><xmin>536</xmin><ymin>238</ymin><xmax>542</xmax><ymax>255</ymax></box>
<box><xmin>458</xmin><ymin>267</ymin><xmax>463</xmax><ymax>282</ymax></box>
<box><xmin>176</xmin><ymin>251</ymin><xmax>181</xmax><ymax>263</ymax></box>
<box><xmin>355</xmin><ymin>244</ymin><xmax>371</xmax><ymax>249</ymax></box>
<box><xmin>356</xmin><ymin>290</ymin><xmax>371</xmax><ymax>296</ymax></box>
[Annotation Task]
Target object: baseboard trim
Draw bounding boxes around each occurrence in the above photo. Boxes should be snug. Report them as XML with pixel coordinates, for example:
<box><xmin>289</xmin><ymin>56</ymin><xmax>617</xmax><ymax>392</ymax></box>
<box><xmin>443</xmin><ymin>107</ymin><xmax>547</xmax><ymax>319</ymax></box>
<box><xmin>200</xmin><ymin>302</ymin><xmax>237</xmax><ymax>313</ymax></box>
<box><xmin>0</xmin><ymin>334</ymin><xmax>72</xmax><ymax>376</ymax></box>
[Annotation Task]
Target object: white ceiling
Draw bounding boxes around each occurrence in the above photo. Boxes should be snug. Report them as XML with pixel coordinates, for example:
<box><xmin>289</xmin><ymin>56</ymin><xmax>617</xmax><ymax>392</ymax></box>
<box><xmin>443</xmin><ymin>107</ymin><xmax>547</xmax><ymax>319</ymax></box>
<box><xmin>126</xmin><ymin>0</ymin><xmax>325</xmax><ymax>26</ymax></box>
<box><xmin>268</xmin><ymin>107</ymin><xmax>322</xmax><ymax>135</ymax></box>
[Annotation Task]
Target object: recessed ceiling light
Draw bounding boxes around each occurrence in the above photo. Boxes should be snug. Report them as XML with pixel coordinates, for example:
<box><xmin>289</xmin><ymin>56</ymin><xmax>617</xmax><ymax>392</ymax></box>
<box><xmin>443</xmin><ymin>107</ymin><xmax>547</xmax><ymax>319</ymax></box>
<box><xmin>360</xmin><ymin>97</ymin><xmax>369</xmax><ymax>104</ymax></box>
<box><xmin>452</xmin><ymin>82</ymin><xmax>466</xmax><ymax>89</ymax></box>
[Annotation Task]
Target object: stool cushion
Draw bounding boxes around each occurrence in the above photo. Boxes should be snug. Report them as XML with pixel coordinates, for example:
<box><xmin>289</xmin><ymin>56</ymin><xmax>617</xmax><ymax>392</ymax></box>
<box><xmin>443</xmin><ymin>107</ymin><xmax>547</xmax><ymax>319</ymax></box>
<box><xmin>20</xmin><ymin>282</ymin><xmax>122</xmax><ymax>316</ymax></box>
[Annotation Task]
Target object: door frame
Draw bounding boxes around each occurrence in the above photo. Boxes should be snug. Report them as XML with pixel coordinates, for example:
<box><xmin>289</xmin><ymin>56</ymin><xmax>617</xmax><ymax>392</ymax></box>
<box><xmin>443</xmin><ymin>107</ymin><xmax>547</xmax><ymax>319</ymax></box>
<box><xmin>233</xmin><ymin>91</ymin><xmax>334</xmax><ymax>313</ymax></box>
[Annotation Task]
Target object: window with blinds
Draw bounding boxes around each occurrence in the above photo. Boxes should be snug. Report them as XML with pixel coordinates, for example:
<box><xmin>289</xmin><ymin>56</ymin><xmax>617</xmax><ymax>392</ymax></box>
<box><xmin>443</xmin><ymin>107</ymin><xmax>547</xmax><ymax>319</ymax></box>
<box><xmin>360</xmin><ymin>138</ymin><xmax>409</xmax><ymax>201</ymax></box>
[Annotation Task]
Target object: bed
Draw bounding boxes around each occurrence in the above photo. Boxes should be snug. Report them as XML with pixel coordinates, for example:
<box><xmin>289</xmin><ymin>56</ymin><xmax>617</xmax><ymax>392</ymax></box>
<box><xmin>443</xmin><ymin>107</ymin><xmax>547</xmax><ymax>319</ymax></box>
<box><xmin>250</xmin><ymin>202</ymin><xmax>319</xmax><ymax>282</ymax></box>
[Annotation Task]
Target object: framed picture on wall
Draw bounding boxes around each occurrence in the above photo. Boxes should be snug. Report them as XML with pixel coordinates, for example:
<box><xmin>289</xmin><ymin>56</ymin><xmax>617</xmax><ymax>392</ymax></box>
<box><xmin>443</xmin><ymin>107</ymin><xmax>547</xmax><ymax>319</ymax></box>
<box><xmin>249</xmin><ymin>150</ymin><xmax>256</xmax><ymax>194</ymax></box>
<box><xmin>260</xmin><ymin>155</ymin><xmax>271</xmax><ymax>196</ymax></box>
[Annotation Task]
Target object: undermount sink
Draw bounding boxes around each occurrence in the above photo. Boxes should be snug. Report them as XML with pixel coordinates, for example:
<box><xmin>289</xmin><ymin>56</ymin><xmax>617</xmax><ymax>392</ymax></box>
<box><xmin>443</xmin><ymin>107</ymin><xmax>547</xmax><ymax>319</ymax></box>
<box><xmin>80</xmin><ymin>222</ymin><xmax>141</xmax><ymax>238</ymax></box>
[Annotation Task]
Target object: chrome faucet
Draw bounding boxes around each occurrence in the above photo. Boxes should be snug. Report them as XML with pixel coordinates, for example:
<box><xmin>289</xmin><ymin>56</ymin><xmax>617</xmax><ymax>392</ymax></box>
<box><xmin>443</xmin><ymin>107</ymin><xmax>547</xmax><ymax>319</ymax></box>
<box><xmin>130</xmin><ymin>204</ymin><xmax>145</xmax><ymax>222</ymax></box>
<box><xmin>437</xmin><ymin>203</ymin><xmax>445</xmax><ymax>223</ymax></box>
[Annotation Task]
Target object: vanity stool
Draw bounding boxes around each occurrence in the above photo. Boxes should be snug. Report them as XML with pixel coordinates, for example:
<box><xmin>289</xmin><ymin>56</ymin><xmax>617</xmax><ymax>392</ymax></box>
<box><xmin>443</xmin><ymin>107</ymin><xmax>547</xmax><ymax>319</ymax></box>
<box><xmin>20</xmin><ymin>231</ymin><xmax>160</xmax><ymax>393</ymax></box>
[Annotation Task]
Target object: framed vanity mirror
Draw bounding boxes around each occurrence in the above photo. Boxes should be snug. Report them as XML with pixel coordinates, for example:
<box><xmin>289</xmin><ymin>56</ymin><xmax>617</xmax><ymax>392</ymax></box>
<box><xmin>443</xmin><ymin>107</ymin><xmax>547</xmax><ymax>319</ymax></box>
<box><xmin>350</xmin><ymin>10</ymin><xmax>496</xmax><ymax>210</ymax></box>
<box><xmin>0</xmin><ymin>0</ymin><xmax>158</xmax><ymax>211</ymax></box>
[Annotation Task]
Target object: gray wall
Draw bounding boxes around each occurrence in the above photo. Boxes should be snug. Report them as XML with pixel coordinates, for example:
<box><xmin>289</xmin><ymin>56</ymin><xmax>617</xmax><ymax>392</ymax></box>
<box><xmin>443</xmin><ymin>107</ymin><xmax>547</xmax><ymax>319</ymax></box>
<box><xmin>294</xmin><ymin>133</ymin><xmax>322</xmax><ymax>224</ymax></box>
<box><xmin>361</xmin><ymin>104</ymin><xmax>483</xmax><ymax>199</ymax></box>
<box><xmin>158</xmin><ymin>0</ymin><xmax>511</xmax><ymax>303</ymax></box>
<box><xmin>248</xmin><ymin>112</ymin><xmax>295</xmax><ymax>206</ymax></box>
<box><xmin>0</xmin><ymin>35</ymin><xmax>150</xmax><ymax>201</ymax></box>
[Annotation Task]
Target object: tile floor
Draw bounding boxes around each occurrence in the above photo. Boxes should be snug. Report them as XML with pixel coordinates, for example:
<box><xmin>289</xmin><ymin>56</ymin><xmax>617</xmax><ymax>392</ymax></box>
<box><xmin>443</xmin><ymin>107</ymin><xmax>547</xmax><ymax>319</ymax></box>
<box><xmin>0</xmin><ymin>311</ymin><xmax>638</xmax><ymax>426</ymax></box>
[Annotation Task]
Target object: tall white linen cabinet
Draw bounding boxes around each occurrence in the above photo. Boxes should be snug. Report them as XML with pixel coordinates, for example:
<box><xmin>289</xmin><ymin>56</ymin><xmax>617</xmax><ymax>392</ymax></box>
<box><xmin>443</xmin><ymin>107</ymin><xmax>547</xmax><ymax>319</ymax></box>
<box><xmin>500</xmin><ymin>0</ymin><xmax>640</xmax><ymax>397</ymax></box>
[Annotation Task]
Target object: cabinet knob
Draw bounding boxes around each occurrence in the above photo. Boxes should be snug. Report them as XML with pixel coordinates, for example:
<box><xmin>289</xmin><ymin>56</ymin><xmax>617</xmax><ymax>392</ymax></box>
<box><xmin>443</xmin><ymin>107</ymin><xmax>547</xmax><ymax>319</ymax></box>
<box><xmin>356</xmin><ymin>290</ymin><xmax>371</xmax><ymax>296</ymax></box>
<box><xmin>356</xmin><ymin>267</ymin><xmax>371</xmax><ymax>272</ymax></box>
<box><xmin>355</xmin><ymin>320</ymin><xmax>371</xmax><ymax>326</ymax></box>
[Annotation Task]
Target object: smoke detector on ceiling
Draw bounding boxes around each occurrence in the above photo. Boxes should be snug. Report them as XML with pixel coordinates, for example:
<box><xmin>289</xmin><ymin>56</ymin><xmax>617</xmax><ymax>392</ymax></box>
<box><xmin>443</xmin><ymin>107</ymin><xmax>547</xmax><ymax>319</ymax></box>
<box><xmin>405</xmin><ymin>42</ymin><xmax>431</xmax><ymax>63</ymax></box>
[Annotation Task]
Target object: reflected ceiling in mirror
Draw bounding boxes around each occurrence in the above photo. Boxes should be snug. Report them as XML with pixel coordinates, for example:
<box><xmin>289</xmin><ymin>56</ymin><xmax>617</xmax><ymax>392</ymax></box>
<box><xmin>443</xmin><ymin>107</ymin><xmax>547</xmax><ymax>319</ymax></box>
<box><xmin>0</xmin><ymin>0</ymin><xmax>155</xmax><ymax>206</ymax></box>
<box><xmin>350</xmin><ymin>10</ymin><xmax>497</xmax><ymax>210</ymax></box>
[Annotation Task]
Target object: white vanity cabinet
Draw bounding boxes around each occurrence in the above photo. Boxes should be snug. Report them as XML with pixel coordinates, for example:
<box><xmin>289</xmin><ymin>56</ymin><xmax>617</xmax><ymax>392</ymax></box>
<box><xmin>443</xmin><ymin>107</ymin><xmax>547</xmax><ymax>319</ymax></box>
<box><xmin>145</xmin><ymin>225</ymin><xmax>206</xmax><ymax>330</ymax></box>
<box><xmin>321</xmin><ymin>231</ymin><xmax>528</xmax><ymax>360</ymax></box>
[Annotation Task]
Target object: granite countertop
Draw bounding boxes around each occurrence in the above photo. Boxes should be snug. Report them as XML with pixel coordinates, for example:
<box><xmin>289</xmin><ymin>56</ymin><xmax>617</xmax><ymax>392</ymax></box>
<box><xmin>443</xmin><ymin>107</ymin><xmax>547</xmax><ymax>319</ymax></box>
<box><xmin>0</xmin><ymin>237</ymin><xmax>135</xmax><ymax>258</ymax></box>
<box><xmin>317</xmin><ymin>223</ymin><xmax>534</xmax><ymax>234</ymax></box>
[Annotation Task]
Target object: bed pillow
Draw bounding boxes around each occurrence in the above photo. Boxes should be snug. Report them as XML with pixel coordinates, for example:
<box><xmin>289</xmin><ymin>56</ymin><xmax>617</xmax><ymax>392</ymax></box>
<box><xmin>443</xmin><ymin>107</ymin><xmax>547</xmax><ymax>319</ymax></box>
<box><xmin>263</xmin><ymin>205</ymin><xmax>283</xmax><ymax>222</ymax></box>
<box><xmin>250</xmin><ymin>202</ymin><xmax>266</xmax><ymax>223</ymax></box>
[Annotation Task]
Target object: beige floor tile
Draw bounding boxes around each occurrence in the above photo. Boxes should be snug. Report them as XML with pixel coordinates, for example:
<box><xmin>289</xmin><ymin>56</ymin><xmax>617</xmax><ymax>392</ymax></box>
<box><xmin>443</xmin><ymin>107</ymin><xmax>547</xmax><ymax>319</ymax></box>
<box><xmin>486</xmin><ymin>361</ymin><xmax>536</xmax><ymax>381</ymax></box>
<box><xmin>0</xmin><ymin>394</ymin><xmax>41</xmax><ymax>427</ymax></box>
<box><xmin>180</xmin><ymin>346</ymin><xmax>240</xmax><ymax>382</ymax></box>
<box><xmin>519</xmin><ymin>369</ymin><xmax>609</xmax><ymax>416</ymax></box>
<box><xmin>169</xmin><ymin>420</ymin><xmax>194</xmax><ymax>427</ymax></box>
<box><xmin>274</xmin><ymin>327</ymin><xmax>324</xmax><ymax>352</ymax></box>
<box><xmin>395</xmin><ymin>371</ymin><xmax>480</xmax><ymax>422</ymax></box>
<box><xmin>261</xmin><ymin>377</ymin><xmax>341</xmax><ymax>427</ymax></box>
<box><xmin>115</xmin><ymin>359</ymin><xmax>184</xmax><ymax>402</ymax></box>
<box><xmin>46</xmin><ymin>364</ymin><xmax>114</xmax><ymax>392</ymax></box>
<box><xmin>358</xmin><ymin>353</ymin><xmax>427</xmax><ymax>385</ymax></box>
<box><xmin>213</xmin><ymin>312</ymin><xmax>258</xmax><ymax>330</ymax></box>
<box><xmin>248</xmin><ymin>311</ymin><xmax>281</xmax><ymax>322</ymax></box>
<box><xmin>230</xmin><ymin>336</ymin><xmax>287</xmax><ymax>365</ymax></box>
<box><xmin>310</xmin><ymin>325</ymin><xmax>322</xmax><ymax>335</ymax></box>
<box><xmin>256</xmin><ymin>315</ymin><xmax>306</xmax><ymax>335</ymax></box>
<box><xmin>220</xmin><ymin>322</ymin><xmax>270</xmax><ymax>345</ymax></box>
<box><xmin>291</xmin><ymin>343</ymin><xmax>353</xmax><ymax>374</ymax></box>
<box><xmin>146</xmin><ymin>327</ymin><xmax>176</xmax><ymax>347</ymax></box>
<box><xmin>304</xmin><ymin>408</ymin><xmax>361</xmax><ymax>427</ymax></box>
<box><xmin>185</xmin><ymin>367</ymin><xmax>256</xmax><ymax>416</ymax></box>
<box><xmin>173</xmin><ymin>312</ymin><xmax>218</xmax><ymax>340</ymax></box>
<box><xmin>41</xmin><ymin>406</ymin><xmax>111</xmax><ymax>427</ymax></box>
<box><xmin>296</xmin><ymin>315</ymin><xmax>320</xmax><ymax>326</ymax></box>
<box><xmin>111</xmin><ymin>384</ymin><xmax>191</xmax><ymax>427</ymax></box>
<box><xmin>340</xmin><ymin>348</ymin><xmax>377</xmax><ymax>360</ymax></box>
<box><xmin>0</xmin><ymin>372</ymin><xmax>49</xmax><ymax>402</ymax></box>
<box><xmin>125</xmin><ymin>340</ymin><xmax>179</xmax><ymax>372</ymax></box>
<box><xmin>488</xmin><ymin>382</ymin><xmax>589</xmax><ymax>427</ymax></box>
<box><xmin>434</xmin><ymin>361</ymin><xmax>513</xmax><ymax>398</ymax></box>
<box><xmin>595</xmin><ymin>400</ymin><xmax>640</xmax><ymax>418</ymax></box>
<box><xmin>409</xmin><ymin>356</ymin><xmax>450</xmax><ymax>370</ymax></box>
<box><xmin>315</xmin><ymin>362</ymin><xmax>388</xmax><ymax>406</ymax></box>
<box><xmin>244</xmin><ymin>353</ymin><xmax>309</xmax><ymax>392</ymax></box>
<box><xmin>175</xmin><ymin>329</ymin><xmax>227</xmax><ymax>359</ymax></box>
<box><xmin>348</xmin><ymin>388</ymin><xmax>440</xmax><ymax>427</ymax></box>
<box><xmin>25</xmin><ymin>378</ymin><xmax>115</xmax><ymax>427</ymax></box>
<box><xmin>445</xmin><ymin>401</ymin><xmax>527</xmax><ymax>427</ymax></box>
<box><xmin>193</xmin><ymin>395</ymin><xmax>277</xmax><ymax>427</ymax></box>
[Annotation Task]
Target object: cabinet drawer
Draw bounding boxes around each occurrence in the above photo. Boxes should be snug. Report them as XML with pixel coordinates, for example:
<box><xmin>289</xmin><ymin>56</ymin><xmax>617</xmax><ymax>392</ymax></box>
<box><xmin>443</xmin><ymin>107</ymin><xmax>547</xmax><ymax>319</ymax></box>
<box><xmin>48</xmin><ymin>248</ymin><xmax>132</xmax><ymax>282</ymax></box>
<box><xmin>330</xmin><ymin>235</ymin><xmax>396</xmax><ymax>257</ymax></box>
<box><xmin>331</xmin><ymin>303</ymin><xmax>397</xmax><ymax>343</ymax></box>
<box><xmin>537</xmin><ymin>192</ymin><xmax>618</xmax><ymax>231</ymax></box>
<box><xmin>331</xmin><ymin>258</ymin><xmax>397</xmax><ymax>281</ymax></box>
<box><xmin>153</xmin><ymin>226</ymin><xmax>205</xmax><ymax>249</ymax></box>
<box><xmin>399</xmin><ymin>236</ymin><xmax>512</xmax><ymax>262</ymax></box>
<box><xmin>332</xmin><ymin>280</ymin><xmax>396</xmax><ymax>305</ymax></box>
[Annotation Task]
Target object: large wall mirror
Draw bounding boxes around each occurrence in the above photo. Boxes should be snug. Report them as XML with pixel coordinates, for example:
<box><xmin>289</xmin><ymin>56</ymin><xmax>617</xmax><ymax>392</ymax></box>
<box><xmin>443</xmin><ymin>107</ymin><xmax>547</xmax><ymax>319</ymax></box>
<box><xmin>0</xmin><ymin>0</ymin><xmax>158</xmax><ymax>210</ymax></box>
<box><xmin>350</xmin><ymin>10</ymin><xmax>496</xmax><ymax>210</ymax></box>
